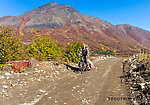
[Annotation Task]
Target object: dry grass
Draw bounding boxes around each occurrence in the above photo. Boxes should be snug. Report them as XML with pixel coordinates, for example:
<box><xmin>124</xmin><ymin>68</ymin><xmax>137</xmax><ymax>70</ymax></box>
<box><xmin>138</xmin><ymin>54</ymin><xmax>149</xmax><ymax>63</ymax></box>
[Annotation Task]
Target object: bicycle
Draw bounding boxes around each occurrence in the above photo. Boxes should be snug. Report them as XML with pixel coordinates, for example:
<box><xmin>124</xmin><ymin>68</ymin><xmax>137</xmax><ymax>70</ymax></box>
<box><xmin>79</xmin><ymin>57</ymin><xmax>88</xmax><ymax>74</ymax></box>
<box><xmin>79</xmin><ymin>61</ymin><xmax>84</xmax><ymax>74</ymax></box>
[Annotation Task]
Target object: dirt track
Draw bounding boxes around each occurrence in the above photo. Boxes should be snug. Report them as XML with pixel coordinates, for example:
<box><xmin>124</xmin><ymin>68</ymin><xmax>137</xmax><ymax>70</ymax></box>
<box><xmin>1</xmin><ymin>57</ymin><xmax>129</xmax><ymax>105</ymax></box>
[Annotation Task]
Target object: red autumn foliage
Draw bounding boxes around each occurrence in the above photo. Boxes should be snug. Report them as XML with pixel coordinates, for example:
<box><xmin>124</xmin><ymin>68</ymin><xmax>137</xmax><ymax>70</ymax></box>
<box><xmin>11</xmin><ymin>62</ymin><xmax>31</xmax><ymax>72</ymax></box>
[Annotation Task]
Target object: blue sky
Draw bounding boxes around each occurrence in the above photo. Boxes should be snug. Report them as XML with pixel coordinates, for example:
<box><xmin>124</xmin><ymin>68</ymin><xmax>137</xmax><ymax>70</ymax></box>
<box><xmin>0</xmin><ymin>0</ymin><xmax>150</xmax><ymax>31</ymax></box>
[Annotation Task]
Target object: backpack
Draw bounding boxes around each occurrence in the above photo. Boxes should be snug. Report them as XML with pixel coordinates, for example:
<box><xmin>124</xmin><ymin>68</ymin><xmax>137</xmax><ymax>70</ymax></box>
<box><xmin>82</xmin><ymin>47</ymin><xmax>88</xmax><ymax>56</ymax></box>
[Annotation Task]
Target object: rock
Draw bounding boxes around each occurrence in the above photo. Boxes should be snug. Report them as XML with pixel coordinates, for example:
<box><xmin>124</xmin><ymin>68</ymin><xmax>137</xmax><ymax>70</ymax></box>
<box><xmin>37</xmin><ymin>79</ymin><xmax>41</xmax><ymax>81</ymax></box>
<box><xmin>55</xmin><ymin>71</ymin><xmax>59</xmax><ymax>73</ymax></box>
<box><xmin>36</xmin><ymin>64</ymin><xmax>39</xmax><ymax>67</ymax></box>
<box><xmin>81</xmin><ymin>98</ymin><xmax>89</xmax><ymax>104</ymax></box>
<box><xmin>77</xmin><ymin>85</ymin><xmax>80</xmax><ymax>88</ymax></box>
<box><xmin>11</xmin><ymin>84</ymin><xmax>15</xmax><ymax>87</ymax></box>
<box><xmin>5</xmin><ymin>76</ymin><xmax>10</xmax><ymax>80</ymax></box>
<box><xmin>4</xmin><ymin>72</ymin><xmax>11</xmax><ymax>76</ymax></box>
<box><xmin>35</xmin><ymin>68</ymin><xmax>38</xmax><ymax>71</ymax></box>
<box><xmin>24</xmin><ymin>73</ymin><xmax>28</xmax><ymax>76</ymax></box>
<box><xmin>5</xmin><ymin>94</ymin><xmax>9</xmax><ymax>97</ymax></box>
<box><xmin>81</xmin><ymin>89</ymin><xmax>84</xmax><ymax>92</ymax></box>
<box><xmin>57</xmin><ymin>65</ymin><xmax>61</xmax><ymax>68</ymax></box>
<box><xmin>2</xmin><ymin>89</ymin><xmax>6</xmax><ymax>93</ymax></box>
<box><xmin>46</xmin><ymin>76</ymin><xmax>49</xmax><ymax>78</ymax></box>
<box><xmin>20</xmin><ymin>84</ymin><xmax>24</xmax><ymax>87</ymax></box>
<box><xmin>10</xmin><ymin>71</ymin><xmax>14</xmax><ymax>74</ymax></box>
<box><xmin>45</xmin><ymin>93</ymin><xmax>48</xmax><ymax>95</ymax></box>
<box><xmin>39</xmin><ymin>89</ymin><xmax>46</xmax><ymax>93</ymax></box>
<box><xmin>48</xmin><ymin>97</ymin><xmax>52</xmax><ymax>99</ymax></box>
<box><xmin>0</xmin><ymin>75</ymin><xmax>5</xmax><ymax>79</ymax></box>
<box><xmin>53</xmin><ymin>73</ymin><xmax>56</xmax><ymax>75</ymax></box>
<box><xmin>36</xmin><ymin>95</ymin><xmax>40</xmax><ymax>97</ymax></box>
<box><xmin>3</xmin><ymin>85</ymin><xmax>8</xmax><ymax>89</ymax></box>
<box><xmin>139</xmin><ymin>83</ymin><xmax>145</xmax><ymax>89</ymax></box>
<box><xmin>54</xmin><ymin>100</ymin><xmax>58</xmax><ymax>103</ymax></box>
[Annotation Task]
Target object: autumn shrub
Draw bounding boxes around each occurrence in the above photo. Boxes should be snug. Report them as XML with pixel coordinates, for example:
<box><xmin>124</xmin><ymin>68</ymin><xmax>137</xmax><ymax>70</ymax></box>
<box><xmin>0</xmin><ymin>26</ymin><xmax>27</xmax><ymax>64</ymax></box>
<box><xmin>27</xmin><ymin>35</ymin><xmax>62</xmax><ymax>61</ymax></box>
<box><xmin>63</xmin><ymin>41</ymin><xmax>83</xmax><ymax>63</ymax></box>
<box><xmin>97</xmin><ymin>41</ymin><xmax>111</xmax><ymax>47</ymax></box>
<box><xmin>11</xmin><ymin>62</ymin><xmax>31</xmax><ymax>72</ymax></box>
<box><xmin>83</xmin><ymin>35</ymin><xmax>90</xmax><ymax>41</ymax></box>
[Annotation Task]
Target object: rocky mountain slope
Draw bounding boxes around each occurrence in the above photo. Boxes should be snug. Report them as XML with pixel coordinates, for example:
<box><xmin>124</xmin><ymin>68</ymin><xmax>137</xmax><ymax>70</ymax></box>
<box><xmin>0</xmin><ymin>2</ymin><xmax>150</xmax><ymax>53</ymax></box>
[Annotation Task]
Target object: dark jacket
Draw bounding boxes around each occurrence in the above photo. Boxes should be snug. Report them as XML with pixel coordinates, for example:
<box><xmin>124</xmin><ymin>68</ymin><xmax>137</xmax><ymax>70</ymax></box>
<box><xmin>79</xmin><ymin>47</ymin><xmax>89</xmax><ymax>57</ymax></box>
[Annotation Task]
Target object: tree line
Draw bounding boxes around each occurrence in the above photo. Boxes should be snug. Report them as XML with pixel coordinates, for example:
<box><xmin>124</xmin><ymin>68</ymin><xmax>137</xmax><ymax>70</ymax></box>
<box><xmin>0</xmin><ymin>26</ymin><xmax>82</xmax><ymax>64</ymax></box>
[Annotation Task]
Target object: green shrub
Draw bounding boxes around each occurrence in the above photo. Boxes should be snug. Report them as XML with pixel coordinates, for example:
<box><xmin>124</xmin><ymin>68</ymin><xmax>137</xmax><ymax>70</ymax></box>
<box><xmin>83</xmin><ymin>35</ymin><xmax>90</xmax><ymax>41</ymax></box>
<box><xmin>0</xmin><ymin>44</ymin><xmax>5</xmax><ymax>63</ymax></box>
<box><xmin>27</xmin><ymin>35</ymin><xmax>62</xmax><ymax>60</ymax></box>
<box><xmin>0</xmin><ymin>26</ymin><xmax>27</xmax><ymax>64</ymax></box>
<box><xmin>97</xmin><ymin>41</ymin><xmax>111</xmax><ymax>47</ymax></box>
<box><xmin>63</xmin><ymin>42</ymin><xmax>83</xmax><ymax>63</ymax></box>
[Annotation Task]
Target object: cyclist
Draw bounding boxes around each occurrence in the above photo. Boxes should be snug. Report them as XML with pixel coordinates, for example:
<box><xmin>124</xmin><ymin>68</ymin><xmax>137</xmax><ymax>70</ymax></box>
<box><xmin>78</xmin><ymin>44</ymin><xmax>90</xmax><ymax>69</ymax></box>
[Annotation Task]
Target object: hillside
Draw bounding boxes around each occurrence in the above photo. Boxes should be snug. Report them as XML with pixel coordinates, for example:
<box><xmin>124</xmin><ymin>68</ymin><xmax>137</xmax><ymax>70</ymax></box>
<box><xmin>0</xmin><ymin>2</ymin><xmax>150</xmax><ymax>54</ymax></box>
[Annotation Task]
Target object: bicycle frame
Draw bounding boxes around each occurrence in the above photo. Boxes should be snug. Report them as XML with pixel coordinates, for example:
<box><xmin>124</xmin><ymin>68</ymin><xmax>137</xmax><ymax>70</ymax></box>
<box><xmin>81</xmin><ymin>61</ymin><xmax>84</xmax><ymax>74</ymax></box>
<box><xmin>79</xmin><ymin>60</ymin><xmax>86</xmax><ymax>74</ymax></box>
<box><xmin>79</xmin><ymin>56</ymin><xmax>89</xmax><ymax>74</ymax></box>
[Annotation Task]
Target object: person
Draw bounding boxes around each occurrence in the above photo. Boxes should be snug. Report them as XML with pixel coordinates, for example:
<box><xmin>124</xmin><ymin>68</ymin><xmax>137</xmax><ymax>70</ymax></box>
<box><xmin>78</xmin><ymin>44</ymin><xmax>90</xmax><ymax>69</ymax></box>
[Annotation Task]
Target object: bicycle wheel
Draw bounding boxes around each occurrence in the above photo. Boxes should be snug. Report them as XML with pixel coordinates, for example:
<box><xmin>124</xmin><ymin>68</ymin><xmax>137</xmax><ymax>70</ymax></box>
<box><xmin>81</xmin><ymin>62</ymin><xmax>84</xmax><ymax>74</ymax></box>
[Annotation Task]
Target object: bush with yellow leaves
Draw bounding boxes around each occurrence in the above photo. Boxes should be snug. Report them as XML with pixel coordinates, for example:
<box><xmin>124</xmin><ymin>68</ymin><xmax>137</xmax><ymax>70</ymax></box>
<box><xmin>27</xmin><ymin>35</ymin><xmax>62</xmax><ymax>61</ymax></box>
<box><xmin>63</xmin><ymin>42</ymin><xmax>83</xmax><ymax>63</ymax></box>
<box><xmin>0</xmin><ymin>26</ymin><xmax>27</xmax><ymax>64</ymax></box>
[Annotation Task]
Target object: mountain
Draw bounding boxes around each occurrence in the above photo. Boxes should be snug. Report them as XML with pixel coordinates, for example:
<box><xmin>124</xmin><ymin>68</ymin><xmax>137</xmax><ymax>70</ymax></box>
<box><xmin>0</xmin><ymin>2</ymin><xmax>150</xmax><ymax>54</ymax></box>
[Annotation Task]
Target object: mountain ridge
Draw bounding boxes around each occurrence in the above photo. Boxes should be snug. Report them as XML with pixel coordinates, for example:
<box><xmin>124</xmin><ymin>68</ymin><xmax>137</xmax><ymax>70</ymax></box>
<box><xmin>0</xmin><ymin>2</ymin><xmax>150</xmax><ymax>53</ymax></box>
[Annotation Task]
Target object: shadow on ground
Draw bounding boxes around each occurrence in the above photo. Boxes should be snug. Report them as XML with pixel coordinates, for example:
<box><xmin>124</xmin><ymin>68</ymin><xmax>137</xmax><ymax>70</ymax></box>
<box><xmin>64</xmin><ymin>64</ymin><xmax>90</xmax><ymax>74</ymax></box>
<box><xmin>64</xmin><ymin>64</ymin><xmax>80</xmax><ymax>73</ymax></box>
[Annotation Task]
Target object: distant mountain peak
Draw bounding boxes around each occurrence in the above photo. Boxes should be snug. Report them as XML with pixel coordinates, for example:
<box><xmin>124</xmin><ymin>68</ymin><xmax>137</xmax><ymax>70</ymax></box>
<box><xmin>41</xmin><ymin>2</ymin><xmax>58</xmax><ymax>7</ymax></box>
<box><xmin>47</xmin><ymin>2</ymin><xmax>58</xmax><ymax>6</ymax></box>
<box><xmin>34</xmin><ymin>2</ymin><xmax>59</xmax><ymax>13</ymax></box>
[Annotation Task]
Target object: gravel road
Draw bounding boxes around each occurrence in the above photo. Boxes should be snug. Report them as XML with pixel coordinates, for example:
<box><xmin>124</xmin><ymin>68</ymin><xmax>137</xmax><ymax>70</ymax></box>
<box><xmin>1</xmin><ymin>57</ymin><xmax>129</xmax><ymax>105</ymax></box>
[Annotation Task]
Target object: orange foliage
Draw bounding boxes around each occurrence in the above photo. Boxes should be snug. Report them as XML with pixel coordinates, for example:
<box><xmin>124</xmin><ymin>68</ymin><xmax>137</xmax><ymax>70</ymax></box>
<box><xmin>11</xmin><ymin>62</ymin><xmax>31</xmax><ymax>72</ymax></box>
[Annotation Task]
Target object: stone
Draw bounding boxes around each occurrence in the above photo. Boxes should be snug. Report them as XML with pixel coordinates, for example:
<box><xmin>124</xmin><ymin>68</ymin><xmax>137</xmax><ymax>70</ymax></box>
<box><xmin>36</xmin><ymin>64</ymin><xmax>39</xmax><ymax>67</ymax></box>
<box><xmin>24</xmin><ymin>73</ymin><xmax>28</xmax><ymax>76</ymax></box>
<box><xmin>10</xmin><ymin>71</ymin><xmax>14</xmax><ymax>74</ymax></box>
<box><xmin>3</xmin><ymin>85</ymin><xmax>8</xmax><ymax>89</ymax></box>
<box><xmin>2</xmin><ymin>89</ymin><xmax>6</xmax><ymax>93</ymax></box>
<box><xmin>0</xmin><ymin>75</ymin><xmax>5</xmax><ymax>79</ymax></box>
<box><xmin>77</xmin><ymin>85</ymin><xmax>80</xmax><ymax>88</ymax></box>
<box><xmin>81</xmin><ymin>98</ymin><xmax>89</xmax><ymax>104</ymax></box>
<box><xmin>39</xmin><ymin>89</ymin><xmax>46</xmax><ymax>93</ymax></box>
<box><xmin>57</xmin><ymin>65</ymin><xmax>61</xmax><ymax>68</ymax></box>
<box><xmin>48</xmin><ymin>97</ymin><xmax>52</xmax><ymax>99</ymax></box>
<box><xmin>81</xmin><ymin>89</ymin><xmax>84</xmax><ymax>92</ymax></box>
<box><xmin>35</xmin><ymin>68</ymin><xmax>38</xmax><ymax>71</ymax></box>
<box><xmin>4</xmin><ymin>72</ymin><xmax>11</xmax><ymax>76</ymax></box>
<box><xmin>37</xmin><ymin>79</ymin><xmax>41</xmax><ymax>81</ymax></box>
<box><xmin>6</xmin><ymin>76</ymin><xmax>11</xmax><ymax>79</ymax></box>
<box><xmin>54</xmin><ymin>100</ymin><xmax>58</xmax><ymax>103</ymax></box>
